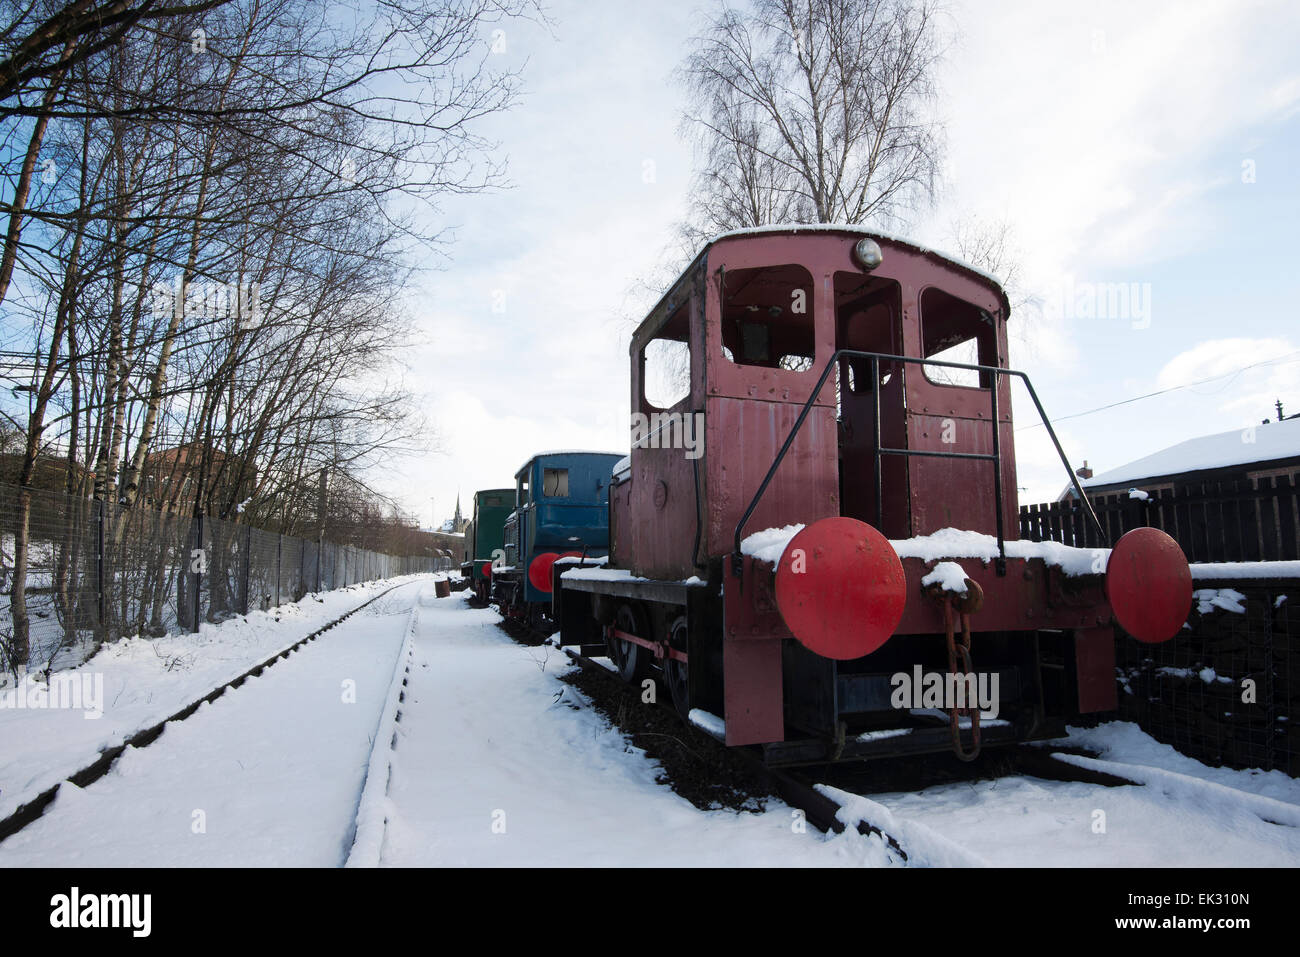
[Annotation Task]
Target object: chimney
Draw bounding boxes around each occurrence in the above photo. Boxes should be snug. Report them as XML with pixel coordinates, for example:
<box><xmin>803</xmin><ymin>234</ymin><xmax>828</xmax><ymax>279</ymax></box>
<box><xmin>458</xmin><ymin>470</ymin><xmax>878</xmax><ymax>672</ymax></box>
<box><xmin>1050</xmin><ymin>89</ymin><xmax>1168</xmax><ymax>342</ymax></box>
<box><xmin>1075</xmin><ymin>460</ymin><xmax>1093</xmax><ymax>480</ymax></box>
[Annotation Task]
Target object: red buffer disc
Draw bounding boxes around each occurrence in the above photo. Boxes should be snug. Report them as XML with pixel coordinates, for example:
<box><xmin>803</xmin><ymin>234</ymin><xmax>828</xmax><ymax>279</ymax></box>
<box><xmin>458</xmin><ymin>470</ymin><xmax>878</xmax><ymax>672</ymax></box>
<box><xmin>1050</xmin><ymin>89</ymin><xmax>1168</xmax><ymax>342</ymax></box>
<box><xmin>481</xmin><ymin>562</ymin><xmax>493</xmax><ymax>579</ymax></box>
<box><xmin>774</xmin><ymin>517</ymin><xmax>907</xmax><ymax>660</ymax></box>
<box><xmin>527</xmin><ymin>551</ymin><xmax>582</xmax><ymax>593</ymax></box>
<box><xmin>1105</xmin><ymin>527</ymin><xmax>1192</xmax><ymax>643</ymax></box>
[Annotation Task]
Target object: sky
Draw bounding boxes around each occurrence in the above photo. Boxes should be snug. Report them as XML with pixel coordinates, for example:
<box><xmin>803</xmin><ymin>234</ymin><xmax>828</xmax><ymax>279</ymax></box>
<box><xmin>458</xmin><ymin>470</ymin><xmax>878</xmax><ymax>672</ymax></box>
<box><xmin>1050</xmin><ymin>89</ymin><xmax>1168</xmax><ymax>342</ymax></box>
<box><xmin>380</xmin><ymin>0</ymin><xmax>1300</xmax><ymax>528</ymax></box>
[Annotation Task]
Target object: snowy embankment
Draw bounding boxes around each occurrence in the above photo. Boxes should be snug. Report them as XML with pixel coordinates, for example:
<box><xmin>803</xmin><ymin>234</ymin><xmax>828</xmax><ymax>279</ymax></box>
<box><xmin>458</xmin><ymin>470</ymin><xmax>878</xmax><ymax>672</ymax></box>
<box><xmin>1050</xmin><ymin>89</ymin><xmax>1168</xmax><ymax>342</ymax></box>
<box><xmin>0</xmin><ymin>574</ymin><xmax>433</xmax><ymax>826</ymax></box>
<box><xmin>0</xmin><ymin>578</ymin><xmax>427</xmax><ymax>866</ymax></box>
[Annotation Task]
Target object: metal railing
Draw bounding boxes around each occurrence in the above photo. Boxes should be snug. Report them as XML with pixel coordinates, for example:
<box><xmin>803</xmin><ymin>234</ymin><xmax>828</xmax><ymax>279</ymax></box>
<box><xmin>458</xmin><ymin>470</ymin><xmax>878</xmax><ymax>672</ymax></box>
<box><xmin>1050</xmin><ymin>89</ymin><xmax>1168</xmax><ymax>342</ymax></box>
<box><xmin>731</xmin><ymin>349</ymin><xmax>1105</xmax><ymax>575</ymax></box>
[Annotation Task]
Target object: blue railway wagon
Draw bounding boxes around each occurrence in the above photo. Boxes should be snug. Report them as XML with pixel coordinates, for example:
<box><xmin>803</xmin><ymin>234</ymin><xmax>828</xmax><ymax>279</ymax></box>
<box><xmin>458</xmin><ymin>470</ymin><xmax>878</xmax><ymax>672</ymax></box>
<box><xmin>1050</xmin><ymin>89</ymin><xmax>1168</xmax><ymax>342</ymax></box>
<box><xmin>493</xmin><ymin>450</ymin><xmax>623</xmax><ymax>631</ymax></box>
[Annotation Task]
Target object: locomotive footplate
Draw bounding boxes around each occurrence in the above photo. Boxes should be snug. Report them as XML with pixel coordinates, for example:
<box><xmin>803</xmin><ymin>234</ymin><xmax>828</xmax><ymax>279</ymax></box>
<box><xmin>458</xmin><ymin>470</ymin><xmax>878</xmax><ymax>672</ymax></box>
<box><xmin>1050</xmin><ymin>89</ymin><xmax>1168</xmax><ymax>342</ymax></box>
<box><xmin>761</xmin><ymin>714</ymin><xmax>1064</xmax><ymax>767</ymax></box>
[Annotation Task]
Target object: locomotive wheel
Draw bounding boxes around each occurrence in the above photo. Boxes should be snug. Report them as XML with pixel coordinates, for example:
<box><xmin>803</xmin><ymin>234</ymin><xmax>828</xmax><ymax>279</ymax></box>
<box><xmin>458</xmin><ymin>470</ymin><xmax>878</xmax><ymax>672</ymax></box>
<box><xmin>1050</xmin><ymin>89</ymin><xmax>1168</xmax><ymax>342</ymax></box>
<box><xmin>663</xmin><ymin>615</ymin><xmax>689</xmax><ymax>718</ymax></box>
<box><xmin>607</xmin><ymin>603</ymin><xmax>649</xmax><ymax>683</ymax></box>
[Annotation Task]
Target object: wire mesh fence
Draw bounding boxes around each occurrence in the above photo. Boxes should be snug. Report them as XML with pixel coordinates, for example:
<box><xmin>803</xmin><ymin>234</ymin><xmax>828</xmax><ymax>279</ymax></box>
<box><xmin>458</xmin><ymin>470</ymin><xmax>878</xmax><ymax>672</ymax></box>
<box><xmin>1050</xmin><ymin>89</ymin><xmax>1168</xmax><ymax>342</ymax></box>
<box><xmin>1115</xmin><ymin>578</ymin><xmax>1298</xmax><ymax>775</ymax></box>
<box><xmin>0</xmin><ymin>482</ymin><xmax>451</xmax><ymax>677</ymax></box>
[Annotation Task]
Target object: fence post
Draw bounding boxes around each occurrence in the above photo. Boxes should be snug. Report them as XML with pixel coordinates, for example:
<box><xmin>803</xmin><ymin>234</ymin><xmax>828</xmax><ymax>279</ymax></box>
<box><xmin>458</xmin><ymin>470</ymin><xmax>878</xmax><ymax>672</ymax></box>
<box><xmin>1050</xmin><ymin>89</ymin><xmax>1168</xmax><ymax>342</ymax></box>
<box><xmin>193</xmin><ymin>511</ymin><xmax>204</xmax><ymax>633</ymax></box>
<box><xmin>242</xmin><ymin>524</ymin><xmax>252</xmax><ymax>614</ymax></box>
<box><xmin>276</xmin><ymin>533</ymin><xmax>282</xmax><ymax>607</ymax></box>
<box><xmin>96</xmin><ymin>500</ymin><xmax>105</xmax><ymax>637</ymax></box>
<box><xmin>316</xmin><ymin>535</ymin><xmax>323</xmax><ymax>593</ymax></box>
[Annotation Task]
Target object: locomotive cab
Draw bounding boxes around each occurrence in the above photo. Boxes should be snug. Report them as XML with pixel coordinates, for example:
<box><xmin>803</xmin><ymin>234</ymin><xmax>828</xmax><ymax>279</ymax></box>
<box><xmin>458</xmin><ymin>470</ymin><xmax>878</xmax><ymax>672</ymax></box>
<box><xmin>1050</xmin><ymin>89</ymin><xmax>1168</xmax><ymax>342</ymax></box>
<box><xmin>492</xmin><ymin>450</ymin><xmax>623</xmax><ymax>631</ymax></box>
<box><xmin>561</xmin><ymin>227</ymin><xmax>1191</xmax><ymax>765</ymax></box>
<box><xmin>462</xmin><ymin>489</ymin><xmax>513</xmax><ymax>605</ymax></box>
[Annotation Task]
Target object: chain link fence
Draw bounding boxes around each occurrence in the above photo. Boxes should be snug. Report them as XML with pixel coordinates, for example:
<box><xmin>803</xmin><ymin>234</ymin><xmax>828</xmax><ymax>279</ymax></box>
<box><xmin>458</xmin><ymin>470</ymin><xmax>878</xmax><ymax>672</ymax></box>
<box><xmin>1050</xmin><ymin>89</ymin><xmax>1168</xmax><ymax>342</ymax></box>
<box><xmin>1</xmin><ymin>482</ymin><xmax>451</xmax><ymax>676</ymax></box>
<box><xmin>1115</xmin><ymin>578</ymin><xmax>1297</xmax><ymax>776</ymax></box>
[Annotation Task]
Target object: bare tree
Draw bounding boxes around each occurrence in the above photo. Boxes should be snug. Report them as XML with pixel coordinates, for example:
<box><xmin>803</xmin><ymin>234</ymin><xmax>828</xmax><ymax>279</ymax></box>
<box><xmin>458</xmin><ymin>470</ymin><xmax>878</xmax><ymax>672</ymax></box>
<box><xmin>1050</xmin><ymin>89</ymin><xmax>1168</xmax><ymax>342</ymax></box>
<box><xmin>944</xmin><ymin>210</ymin><xmax>1045</xmax><ymax>352</ymax></box>
<box><xmin>946</xmin><ymin>212</ymin><xmax>1023</xmax><ymax>303</ymax></box>
<box><xmin>679</xmin><ymin>0</ymin><xmax>945</xmax><ymax>241</ymax></box>
<box><xmin>920</xmin><ymin>210</ymin><xmax>1042</xmax><ymax>383</ymax></box>
<box><xmin>0</xmin><ymin>0</ymin><xmax>539</xmax><ymax>671</ymax></box>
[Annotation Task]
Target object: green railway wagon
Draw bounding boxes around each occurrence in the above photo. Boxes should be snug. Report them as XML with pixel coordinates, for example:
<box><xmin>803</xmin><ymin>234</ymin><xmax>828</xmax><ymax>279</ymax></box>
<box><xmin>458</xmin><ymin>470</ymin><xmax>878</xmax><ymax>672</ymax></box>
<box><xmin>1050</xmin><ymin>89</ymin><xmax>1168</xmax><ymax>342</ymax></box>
<box><xmin>461</xmin><ymin>488</ymin><xmax>514</xmax><ymax>604</ymax></box>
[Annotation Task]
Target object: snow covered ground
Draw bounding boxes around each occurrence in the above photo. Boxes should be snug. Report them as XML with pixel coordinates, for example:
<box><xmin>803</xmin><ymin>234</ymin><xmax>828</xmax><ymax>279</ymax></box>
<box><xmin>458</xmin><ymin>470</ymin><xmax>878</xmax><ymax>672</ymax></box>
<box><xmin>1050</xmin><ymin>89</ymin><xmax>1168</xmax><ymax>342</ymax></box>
<box><xmin>377</xmin><ymin>596</ymin><xmax>898</xmax><ymax>866</ymax></box>
<box><xmin>0</xmin><ymin>575</ymin><xmax>427</xmax><ymax>826</ymax></box>
<box><xmin>870</xmin><ymin>723</ymin><xmax>1300</xmax><ymax>867</ymax></box>
<box><xmin>2</xmin><ymin>581</ymin><xmax>1297</xmax><ymax>867</ymax></box>
<box><xmin>0</xmin><ymin>578</ymin><xmax>425</xmax><ymax>866</ymax></box>
<box><xmin>373</xmin><ymin>594</ymin><xmax>1300</xmax><ymax>868</ymax></box>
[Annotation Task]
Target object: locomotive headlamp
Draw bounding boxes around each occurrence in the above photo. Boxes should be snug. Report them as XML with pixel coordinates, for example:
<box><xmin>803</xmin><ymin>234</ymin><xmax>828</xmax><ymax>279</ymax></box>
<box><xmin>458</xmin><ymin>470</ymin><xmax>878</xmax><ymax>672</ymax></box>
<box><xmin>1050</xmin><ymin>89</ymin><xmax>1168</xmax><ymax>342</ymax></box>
<box><xmin>854</xmin><ymin>237</ymin><xmax>883</xmax><ymax>270</ymax></box>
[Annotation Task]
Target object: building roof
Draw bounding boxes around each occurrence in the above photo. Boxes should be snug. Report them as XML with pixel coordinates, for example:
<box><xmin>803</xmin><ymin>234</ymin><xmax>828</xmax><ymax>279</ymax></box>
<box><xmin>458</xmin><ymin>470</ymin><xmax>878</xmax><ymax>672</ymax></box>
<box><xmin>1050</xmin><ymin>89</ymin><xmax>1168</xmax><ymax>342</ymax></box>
<box><xmin>1079</xmin><ymin>416</ymin><xmax>1300</xmax><ymax>491</ymax></box>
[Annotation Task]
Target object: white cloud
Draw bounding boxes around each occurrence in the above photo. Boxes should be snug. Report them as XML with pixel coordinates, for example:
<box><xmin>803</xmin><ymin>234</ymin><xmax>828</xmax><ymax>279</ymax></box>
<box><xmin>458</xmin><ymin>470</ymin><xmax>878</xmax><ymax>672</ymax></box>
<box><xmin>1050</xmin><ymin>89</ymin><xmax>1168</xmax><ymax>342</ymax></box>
<box><xmin>366</xmin><ymin>0</ymin><xmax>1300</xmax><ymax>525</ymax></box>
<box><xmin>1156</xmin><ymin>338</ymin><xmax>1300</xmax><ymax>420</ymax></box>
<box><xmin>928</xmin><ymin>0</ymin><xmax>1300</xmax><ymax>372</ymax></box>
<box><xmin>1156</xmin><ymin>337</ymin><xmax>1294</xmax><ymax>388</ymax></box>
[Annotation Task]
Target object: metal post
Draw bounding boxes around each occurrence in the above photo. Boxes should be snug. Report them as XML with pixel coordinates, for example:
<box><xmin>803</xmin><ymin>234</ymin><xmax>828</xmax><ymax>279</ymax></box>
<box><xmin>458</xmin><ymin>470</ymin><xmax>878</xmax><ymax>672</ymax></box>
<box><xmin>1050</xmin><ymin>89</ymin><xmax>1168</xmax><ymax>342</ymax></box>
<box><xmin>242</xmin><ymin>524</ymin><xmax>252</xmax><ymax>614</ymax></box>
<box><xmin>872</xmin><ymin>355</ymin><xmax>882</xmax><ymax>530</ymax></box>
<box><xmin>990</xmin><ymin>378</ymin><xmax>1007</xmax><ymax>576</ymax></box>
<box><xmin>275</xmin><ymin>533</ymin><xmax>282</xmax><ymax>607</ymax></box>
<box><xmin>96</xmin><ymin>500</ymin><xmax>105</xmax><ymax>633</ymax></box>
<box><xmin>316</xmin><ymin>535</ymin><xmax>323</xmax><ymax>593</ymax></box>
<box><xmin>193</xmin><ymin>512</ymin><xmax>203</xmax><ymax>633</ymax></box>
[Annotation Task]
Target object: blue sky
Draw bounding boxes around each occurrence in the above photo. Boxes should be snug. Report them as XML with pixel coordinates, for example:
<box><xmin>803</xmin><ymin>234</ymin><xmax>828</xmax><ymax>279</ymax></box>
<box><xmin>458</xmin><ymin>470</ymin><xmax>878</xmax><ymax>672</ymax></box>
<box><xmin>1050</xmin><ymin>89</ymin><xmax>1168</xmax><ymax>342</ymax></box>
<box><xmin>381</xmin><ymin>0</ymin><xmax>1300</xmax><ymax>526</ymax></box>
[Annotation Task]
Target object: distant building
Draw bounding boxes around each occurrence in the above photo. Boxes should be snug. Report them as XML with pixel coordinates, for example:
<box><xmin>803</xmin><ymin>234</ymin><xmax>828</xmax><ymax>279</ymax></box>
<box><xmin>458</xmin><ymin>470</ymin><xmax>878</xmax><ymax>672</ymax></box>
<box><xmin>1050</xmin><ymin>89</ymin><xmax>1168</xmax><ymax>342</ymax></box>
<box><xmin>438</xmin><ymin>492</ymin><xmax>469</xmax><ymax>534</ymax></box>
<box><xmin>1061</xmin><ymin>413</ymin><xmax>1300</xmax><ymax>500</ymax></box>
<box><xmin>141</xmin><ymin>442</ymin><xmax>257</xmax><ymax>512</ymax></box>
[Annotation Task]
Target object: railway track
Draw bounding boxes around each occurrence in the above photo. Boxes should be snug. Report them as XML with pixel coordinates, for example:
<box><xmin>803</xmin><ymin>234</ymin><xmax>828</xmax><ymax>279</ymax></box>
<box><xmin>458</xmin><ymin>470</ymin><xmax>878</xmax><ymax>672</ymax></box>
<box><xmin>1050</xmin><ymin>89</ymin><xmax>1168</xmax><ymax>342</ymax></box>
<box><xmin>523</xmin><ymin>622</ymin><xmax>1157</xmax><ymax>865</ymax></box>
<box><xmin>0</xmin><ymin>580</ymin><xmax>413</xmax><ymax>847</ymax></box>
<box><xmin>485</xmin><ymin>595</ymin><xmax>1300</xmax><ymax>865</ymax></box>
<box><xmin>546</xmin><ymin>636</ymin><xmax>921</xmax><ymax>859</ymax></box>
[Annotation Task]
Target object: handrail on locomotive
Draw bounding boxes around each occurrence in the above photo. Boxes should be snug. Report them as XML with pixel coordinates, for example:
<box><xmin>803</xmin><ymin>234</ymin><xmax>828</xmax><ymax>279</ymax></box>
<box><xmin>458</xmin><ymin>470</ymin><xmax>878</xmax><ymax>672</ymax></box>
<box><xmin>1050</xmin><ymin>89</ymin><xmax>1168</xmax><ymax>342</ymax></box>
<box><xmin>731</xmin><ymin>348</ymin><xmax>1108</xmax><ymax>579</ymax></box>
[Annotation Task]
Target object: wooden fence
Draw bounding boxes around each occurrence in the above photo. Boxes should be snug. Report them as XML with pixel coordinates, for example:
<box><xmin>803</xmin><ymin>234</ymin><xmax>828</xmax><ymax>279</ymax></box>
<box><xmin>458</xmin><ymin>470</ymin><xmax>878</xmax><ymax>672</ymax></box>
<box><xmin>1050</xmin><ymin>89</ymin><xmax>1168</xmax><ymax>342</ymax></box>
<box><xmin>1019</xmin><ymin>475</ymin><xmax>1300</xmax><ymax>563</ymax></box>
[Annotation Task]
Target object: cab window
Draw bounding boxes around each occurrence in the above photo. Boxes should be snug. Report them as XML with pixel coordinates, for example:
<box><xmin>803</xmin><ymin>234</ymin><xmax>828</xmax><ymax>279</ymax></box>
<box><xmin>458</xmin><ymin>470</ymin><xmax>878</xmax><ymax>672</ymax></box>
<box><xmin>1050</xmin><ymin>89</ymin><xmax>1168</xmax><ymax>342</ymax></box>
<box><xmin>642</xmin><ymin>301</ymin><xmax>691</xmax><ymax>409</ymax></box>
<box><xmin>542</xmin><ymin>468</ymin><xmax>569</xmax><ymax>498</ymax></box>
<box><xmin>920</xmin><ymin>287</ymin><xmax>996</xmax><ymax>388</ymax></box>
<box><xmin>720</xmin><ymin>264</ymin><xmax>815</xmax><ymax>371</ymax></box>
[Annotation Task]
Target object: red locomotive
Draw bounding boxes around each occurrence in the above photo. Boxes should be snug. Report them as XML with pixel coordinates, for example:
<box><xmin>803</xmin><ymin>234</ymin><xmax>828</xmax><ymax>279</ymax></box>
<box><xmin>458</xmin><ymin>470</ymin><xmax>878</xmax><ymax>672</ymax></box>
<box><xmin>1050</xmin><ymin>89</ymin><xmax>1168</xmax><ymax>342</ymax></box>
<box><xmin>555</xmin><ymin>227</ymin><xmax>1192</xmax><ymax>765</ymax></box>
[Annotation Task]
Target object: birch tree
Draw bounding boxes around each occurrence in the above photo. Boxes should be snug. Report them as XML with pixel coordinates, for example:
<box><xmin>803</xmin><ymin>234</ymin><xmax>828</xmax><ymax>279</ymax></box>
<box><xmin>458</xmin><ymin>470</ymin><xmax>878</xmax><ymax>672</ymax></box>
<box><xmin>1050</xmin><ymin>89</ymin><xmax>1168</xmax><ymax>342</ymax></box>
<box><xmin>679</xmin><ymin>0</ymin><xmax>945</xmax><ymax>240</ymax></box>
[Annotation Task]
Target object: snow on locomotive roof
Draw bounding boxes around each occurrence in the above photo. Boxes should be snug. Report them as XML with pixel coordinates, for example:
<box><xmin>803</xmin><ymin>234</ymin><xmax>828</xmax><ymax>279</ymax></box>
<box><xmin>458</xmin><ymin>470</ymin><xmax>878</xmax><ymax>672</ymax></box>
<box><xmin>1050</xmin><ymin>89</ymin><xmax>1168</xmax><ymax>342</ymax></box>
<box><xmin>612</xmin><ymin>455</ymin><xmax>631</xmax><ymax>477</ymax></box>
<box><xmin>1079</xmin><ymin>416</ymin><xmax>1300</xmax><ymax>490</ymax></box>
<box><xmin>526</xmin><ymin>449</ymin><xmax>626</xmax><ymax>459</ymax></box>
<box><xmin>707</xmin><ymin>223</ymin><xmax>1007</xmax><ymax>291</ymax></box>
